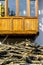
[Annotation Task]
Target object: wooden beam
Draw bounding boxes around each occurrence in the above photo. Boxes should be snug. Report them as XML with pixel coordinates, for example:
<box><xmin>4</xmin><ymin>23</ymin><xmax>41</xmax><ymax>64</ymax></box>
<box><xmin>16</xmin><ymin>0</ymin><xmax>19</xmax><ymax>16</ymax></box>
<box><xmin>36</xmin><ymin>0</ymin><xmax>38</xmax><ymax>17</ymax></box>
<box><xmin>27</xmin><ymin>0</ymin><xmax>30</xmax><ymax>16</ymax></box>
<box><xmin>5</xmin><ymin>0</ymin><xmax>8</xmax><ymax>16</ymax></box>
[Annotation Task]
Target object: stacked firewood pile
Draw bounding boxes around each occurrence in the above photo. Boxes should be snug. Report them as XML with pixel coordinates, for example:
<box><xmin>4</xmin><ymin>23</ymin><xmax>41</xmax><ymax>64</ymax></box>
<box><xmin>0</xmin><ymin>39</ymin><xmax>43</xmax><ymax>65</ymax></box>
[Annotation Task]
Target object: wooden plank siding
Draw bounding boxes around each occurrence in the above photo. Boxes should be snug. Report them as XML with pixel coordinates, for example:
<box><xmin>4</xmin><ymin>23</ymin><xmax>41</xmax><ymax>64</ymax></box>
<box><xmin>0</xmin><ymin>17</ymin><xmax>38</xmax><ymax>34</ymax></box>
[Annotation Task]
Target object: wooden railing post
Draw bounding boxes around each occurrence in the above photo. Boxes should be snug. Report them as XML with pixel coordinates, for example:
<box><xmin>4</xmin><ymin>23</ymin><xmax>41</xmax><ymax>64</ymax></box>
<box><xmin>16</xmin><ymin>0</ymin><xmax>19</xmax><ymax>16</ymax></box>
<box><xmin>5</xmin><ymin>0</ymin><xmax>8</xmax><ymax>16</ymax></box>
<box><xmin>36</xmin><ymin>0</ymin><xmax>38</xmax><ymax>17</ymax></box>
<box><xmin>27</xmin><ymin>0</ymin><xmax>30</xmax><ymax>16</ymax></box>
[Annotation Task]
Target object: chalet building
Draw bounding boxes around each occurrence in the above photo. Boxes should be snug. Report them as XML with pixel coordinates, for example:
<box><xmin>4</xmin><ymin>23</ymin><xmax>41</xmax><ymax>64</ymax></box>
<box><xmin>0</xmin><ymin>0</ymin><xmax>43</xmax><ymax>45</ymax></box>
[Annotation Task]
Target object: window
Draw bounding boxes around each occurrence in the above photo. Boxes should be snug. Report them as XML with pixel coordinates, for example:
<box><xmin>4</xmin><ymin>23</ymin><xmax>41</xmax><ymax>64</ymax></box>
<box><xmin>19</xmin><ymin>0</ymin><xmax>27</xmax><ymax>16</ymax></box>
<box><xmin>1</xmin><ymin>0</ymin><xmax>38</xmax><ymax>17</ymax></box>
<box><xmin>8</xmin><ymin>0</ymin><xmax>16</xmax><ymax>16</ymax></box>
<box><xmin>30</xmin><ymin>0</ymin><xmax>36</xmax><ymax>16</ymax></box>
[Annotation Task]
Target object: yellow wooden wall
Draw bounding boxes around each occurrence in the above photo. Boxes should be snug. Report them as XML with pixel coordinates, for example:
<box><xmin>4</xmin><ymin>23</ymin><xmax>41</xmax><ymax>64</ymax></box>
<box><xmin>0</xmin><ymin>17</ymin><xmax>38</xmax><ymax>34</ymax></box>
